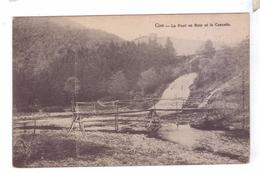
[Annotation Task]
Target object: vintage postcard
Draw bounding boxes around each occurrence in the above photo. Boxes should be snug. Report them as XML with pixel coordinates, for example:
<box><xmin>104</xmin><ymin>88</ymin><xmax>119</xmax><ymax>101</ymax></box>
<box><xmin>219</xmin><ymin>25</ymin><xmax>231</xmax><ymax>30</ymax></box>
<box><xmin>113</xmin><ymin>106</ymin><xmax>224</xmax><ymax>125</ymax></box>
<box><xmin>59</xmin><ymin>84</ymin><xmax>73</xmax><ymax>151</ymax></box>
<box><xmin>13</xmin><ymin>13</ymin><xmax>249</xmax><ymax>167</ymax></box>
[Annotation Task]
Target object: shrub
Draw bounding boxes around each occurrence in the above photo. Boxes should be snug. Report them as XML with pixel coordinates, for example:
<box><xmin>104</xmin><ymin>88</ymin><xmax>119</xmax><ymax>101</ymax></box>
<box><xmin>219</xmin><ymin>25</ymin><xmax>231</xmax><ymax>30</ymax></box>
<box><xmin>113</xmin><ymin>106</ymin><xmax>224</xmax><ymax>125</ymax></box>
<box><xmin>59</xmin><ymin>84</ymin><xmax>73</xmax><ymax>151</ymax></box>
<box><xmin>138</xmin><ymin>68</ymin><xmax>160</xmax><ymax>94</ymax></box>
<box><xmin>42</xmin><ymin>106</ymin><xmax>65</xmax><ymax>112</ymax></box>
<box><xmin>16</xmin><ymin>106</ymin><xmax>38</xmax><ymax>113</ymax></box>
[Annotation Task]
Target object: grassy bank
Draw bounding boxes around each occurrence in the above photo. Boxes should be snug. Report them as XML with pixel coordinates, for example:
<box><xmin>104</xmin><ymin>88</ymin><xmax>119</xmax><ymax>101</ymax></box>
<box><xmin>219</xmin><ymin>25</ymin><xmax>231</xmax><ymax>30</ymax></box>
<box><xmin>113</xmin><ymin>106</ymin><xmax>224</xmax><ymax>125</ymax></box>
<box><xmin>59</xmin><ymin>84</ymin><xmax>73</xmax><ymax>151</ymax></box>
<box><xmin>13</xmin><ymin>114</ymin><xmax>249</xmax><ymax>167</ymax></box>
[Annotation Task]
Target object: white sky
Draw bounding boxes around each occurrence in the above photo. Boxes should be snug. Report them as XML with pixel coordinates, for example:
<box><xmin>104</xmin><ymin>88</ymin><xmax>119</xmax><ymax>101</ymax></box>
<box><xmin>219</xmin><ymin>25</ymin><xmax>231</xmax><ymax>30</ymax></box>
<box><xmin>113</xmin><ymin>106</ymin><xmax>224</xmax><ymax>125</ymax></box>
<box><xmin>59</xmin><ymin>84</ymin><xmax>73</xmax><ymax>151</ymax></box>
<box><xmin>54</xmin><ymin>13</ymin><xmax>250</xmax><ymax>44</ymax></box>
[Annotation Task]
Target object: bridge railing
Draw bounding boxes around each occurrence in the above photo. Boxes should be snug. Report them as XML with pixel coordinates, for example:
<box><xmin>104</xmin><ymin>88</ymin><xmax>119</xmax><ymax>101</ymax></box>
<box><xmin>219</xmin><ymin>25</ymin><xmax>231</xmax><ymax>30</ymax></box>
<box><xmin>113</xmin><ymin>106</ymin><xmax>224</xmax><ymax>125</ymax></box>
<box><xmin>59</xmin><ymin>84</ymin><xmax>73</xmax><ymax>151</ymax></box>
<box><xmin>72</xmin><ymin>98</ymin><xmax>188</xmax><ymax>116</ymax></box>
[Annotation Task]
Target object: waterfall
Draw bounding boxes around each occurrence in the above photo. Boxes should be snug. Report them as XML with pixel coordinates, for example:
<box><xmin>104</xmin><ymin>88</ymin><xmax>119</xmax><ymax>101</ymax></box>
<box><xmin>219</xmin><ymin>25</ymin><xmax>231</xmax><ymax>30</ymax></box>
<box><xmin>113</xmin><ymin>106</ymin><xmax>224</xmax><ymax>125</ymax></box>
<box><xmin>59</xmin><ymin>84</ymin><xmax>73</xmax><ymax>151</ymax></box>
<box><xmin>156</xmin><ymin>73</ymin><xmax>202</xmax><ymax>146</ymax></box>
<box><xmin>198</xmin><ymin>79</ymin><xmax>229</xmax><ymax>108</ymax></box>
<box><xmin>155</xmin><ymin>73</ymin><xmax>197</xmax><ymax>110</ymax></box>
<box><xmin>198</xmin><ymin>88</ymin><xmax>219</xmax><ymax>108</ymax></box>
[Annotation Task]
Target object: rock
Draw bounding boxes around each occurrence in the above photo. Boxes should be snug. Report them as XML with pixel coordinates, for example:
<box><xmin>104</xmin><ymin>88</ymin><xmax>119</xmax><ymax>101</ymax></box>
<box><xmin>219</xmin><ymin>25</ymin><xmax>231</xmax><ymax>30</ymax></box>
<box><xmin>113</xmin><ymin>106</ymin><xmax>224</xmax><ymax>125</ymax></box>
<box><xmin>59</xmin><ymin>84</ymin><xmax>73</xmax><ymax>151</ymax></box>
<box><xmin>190</xmin><ymin>113</ymin><xmax>229</xmax><ymax>130</ymax></box>
<box><xmin>193</xmin><ymin>144</ymin><xmax>214</xmax><ymax>153</ymax></box>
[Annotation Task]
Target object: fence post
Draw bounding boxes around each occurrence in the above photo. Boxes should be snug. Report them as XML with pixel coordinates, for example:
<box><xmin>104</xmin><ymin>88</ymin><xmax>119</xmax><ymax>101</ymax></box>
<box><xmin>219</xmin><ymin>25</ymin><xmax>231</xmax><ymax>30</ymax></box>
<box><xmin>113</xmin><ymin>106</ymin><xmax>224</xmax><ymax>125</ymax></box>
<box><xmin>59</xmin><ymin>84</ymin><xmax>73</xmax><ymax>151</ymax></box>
<box><xmin>175</xmin><ymin>95</ymin><xmax>178</xmax><ymax>109</ymax></box>
<box><xmin>115</xmin><ymin>102</ymin><xmax>119</xmax><ymax>132</ymax></box>
<box><xmin>23</xmin><ymin>122</ymin><xmax>26</xmax><ymax>133</ymax></box>
<box><xmin>33</xmin><ymin>119</ymin><xmax>36</xmax><ymax>135</ymax></box>
<box><xmin>242</xmin><ymin>70</ymin><xmax>246</xmax><ymax>129</ymax></box>
<box><xmin>152</xmin><ymin>98</ymin><xmax>156</xmax><ymax>110</ymax></box>
<box><xmin>93</xmin><ymin>103</ymin><xmax>97</xmax><ymax>114</ymax></box>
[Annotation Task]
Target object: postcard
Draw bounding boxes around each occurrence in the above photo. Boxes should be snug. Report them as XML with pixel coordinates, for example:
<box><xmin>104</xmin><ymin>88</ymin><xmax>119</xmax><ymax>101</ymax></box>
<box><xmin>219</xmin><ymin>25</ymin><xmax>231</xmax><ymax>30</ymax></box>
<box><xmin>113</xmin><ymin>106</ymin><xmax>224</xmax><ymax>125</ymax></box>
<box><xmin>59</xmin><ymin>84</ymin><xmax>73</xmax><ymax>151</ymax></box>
<box><xmin>13</xmin><ymin>13</ymin><xmax>249</xmax><ymax>167</ymax></box>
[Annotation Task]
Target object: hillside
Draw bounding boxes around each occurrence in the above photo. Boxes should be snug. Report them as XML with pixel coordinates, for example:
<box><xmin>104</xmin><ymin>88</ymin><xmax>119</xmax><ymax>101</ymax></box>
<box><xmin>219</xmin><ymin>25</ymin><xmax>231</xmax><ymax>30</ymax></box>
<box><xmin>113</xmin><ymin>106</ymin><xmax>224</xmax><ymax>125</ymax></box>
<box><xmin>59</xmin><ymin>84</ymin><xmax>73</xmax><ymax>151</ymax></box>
<box><xmin>13</xmin><ymin>17</ymin><xmax>123</xmax><ymax>72</ymax></box>
<box><xmin>186</xmin><ymin>38</ymin><xmax>250</xmax><ymax>130</ymax></box>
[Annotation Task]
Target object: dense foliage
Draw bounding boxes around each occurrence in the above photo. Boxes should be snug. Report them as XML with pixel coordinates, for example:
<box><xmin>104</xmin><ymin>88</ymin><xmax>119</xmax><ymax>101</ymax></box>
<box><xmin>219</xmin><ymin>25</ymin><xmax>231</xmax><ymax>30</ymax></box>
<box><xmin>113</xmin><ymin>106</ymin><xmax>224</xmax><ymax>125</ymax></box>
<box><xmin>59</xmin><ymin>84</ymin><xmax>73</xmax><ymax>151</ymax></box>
<box><xmin>13</xmin><ymin>18</ymin><xmax>188</xmax><ymax>111</ymax></box>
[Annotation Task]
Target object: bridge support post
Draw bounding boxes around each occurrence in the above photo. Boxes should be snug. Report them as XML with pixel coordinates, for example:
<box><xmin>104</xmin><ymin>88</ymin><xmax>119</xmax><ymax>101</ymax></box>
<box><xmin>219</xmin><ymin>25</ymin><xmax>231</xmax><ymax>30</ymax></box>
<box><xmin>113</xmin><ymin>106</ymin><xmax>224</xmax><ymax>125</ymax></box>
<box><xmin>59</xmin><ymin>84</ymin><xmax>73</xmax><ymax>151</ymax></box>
<box><xmin>68</xmin><ymin>114</ymin><xmax>84</xmax><ymax>133</ymax></box>
<box><xmin>33</xmin><ymin>119</ymin><xmax>36</xmax><ymax>135</ymax></box>
<box><xmin>115</xmin><ymin>103</ymin><xmax>119</xmax><ymax>132</ymax></box>
<box><xmin>23</xmin><ymin>122</ymin><xmax>26</xmax><ymax>133</ymax></box>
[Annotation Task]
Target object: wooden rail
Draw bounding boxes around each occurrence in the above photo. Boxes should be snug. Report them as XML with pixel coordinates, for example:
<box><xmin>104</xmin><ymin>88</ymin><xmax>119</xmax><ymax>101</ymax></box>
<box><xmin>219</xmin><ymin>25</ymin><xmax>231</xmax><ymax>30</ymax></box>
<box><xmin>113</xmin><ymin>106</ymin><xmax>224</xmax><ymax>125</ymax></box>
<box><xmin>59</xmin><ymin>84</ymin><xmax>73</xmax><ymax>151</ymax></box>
<box><xmin>13</xmin><ymin>98</ymin><xmax>239</xmax><ymax>134</ymax></box>
<box><xmin>69</xmin><ymin>98</ymin><xmax>231</xmax><ymax>133</ymax></box>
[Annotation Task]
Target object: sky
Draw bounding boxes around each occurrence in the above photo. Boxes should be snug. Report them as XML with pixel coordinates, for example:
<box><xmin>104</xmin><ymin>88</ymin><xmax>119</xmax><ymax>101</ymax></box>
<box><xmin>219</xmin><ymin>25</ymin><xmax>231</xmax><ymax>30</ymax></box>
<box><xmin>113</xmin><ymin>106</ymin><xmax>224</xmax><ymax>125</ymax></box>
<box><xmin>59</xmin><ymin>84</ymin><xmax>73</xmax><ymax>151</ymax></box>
<box><xmin>52</xmin><ymin>13</ymin><xmax>249</xmax><ymax>44</ymax></box>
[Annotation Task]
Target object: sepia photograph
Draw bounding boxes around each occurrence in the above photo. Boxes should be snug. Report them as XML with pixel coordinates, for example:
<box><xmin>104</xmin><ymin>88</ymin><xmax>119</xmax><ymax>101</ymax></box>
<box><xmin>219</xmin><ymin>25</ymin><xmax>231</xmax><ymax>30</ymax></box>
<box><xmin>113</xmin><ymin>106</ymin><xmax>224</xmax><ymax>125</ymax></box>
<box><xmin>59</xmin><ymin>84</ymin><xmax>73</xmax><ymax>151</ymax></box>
<box><xmin>12</xmin><ymin>13</ymin><xmax>249</xmax><ymax>167</ymax></box>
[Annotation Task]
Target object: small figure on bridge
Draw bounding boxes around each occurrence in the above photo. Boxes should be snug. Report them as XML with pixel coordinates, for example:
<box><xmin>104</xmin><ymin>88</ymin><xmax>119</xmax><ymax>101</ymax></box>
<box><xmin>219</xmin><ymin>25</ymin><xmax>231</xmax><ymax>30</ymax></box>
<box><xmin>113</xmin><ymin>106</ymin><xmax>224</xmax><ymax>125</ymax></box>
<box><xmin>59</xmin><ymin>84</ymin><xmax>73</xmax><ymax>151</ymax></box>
<box><xmin>176</xmin><ymin>121</ymin><xmax>179</xmax><ymax>129</ymax></box>
<box><xmin>145</xmin><ymin>109</ymin><xmax>161</xmax><ymax>133</ymax></box>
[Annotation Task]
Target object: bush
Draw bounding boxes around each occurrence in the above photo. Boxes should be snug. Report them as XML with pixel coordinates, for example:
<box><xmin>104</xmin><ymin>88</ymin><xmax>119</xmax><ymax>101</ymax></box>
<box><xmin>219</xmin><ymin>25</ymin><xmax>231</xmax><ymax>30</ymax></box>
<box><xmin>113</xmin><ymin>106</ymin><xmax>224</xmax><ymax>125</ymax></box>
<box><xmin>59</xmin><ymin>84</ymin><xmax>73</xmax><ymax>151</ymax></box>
<box><xmin>42</xmin><ymin>106</ymin><xmax>65</xmax><ymax>112</ymax></box>
<box><xmin>138</xmin><ymin>68</ymin><xmax>160</xmax><ymax>94</ymax></box>
<box><xmin>108</xmin><ymin>71</ymin><xmax>129</xmax><ymax>99</ymax></box>
<box><xmin>16</xmin><ymin>106</ymin><xmax>38</xmax><ymax>113</ymax></box>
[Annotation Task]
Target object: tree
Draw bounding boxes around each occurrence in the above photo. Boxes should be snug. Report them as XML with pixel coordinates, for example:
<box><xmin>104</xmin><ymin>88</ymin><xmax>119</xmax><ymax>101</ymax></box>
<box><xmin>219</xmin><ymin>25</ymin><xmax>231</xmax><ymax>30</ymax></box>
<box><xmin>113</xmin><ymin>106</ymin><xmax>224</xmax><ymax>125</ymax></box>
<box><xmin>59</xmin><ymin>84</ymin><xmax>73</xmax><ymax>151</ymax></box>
<box><xmin>165</xmin><ymin>37</ymin><xmax>176</xmax><ymax>57</ymax></box>
<box><xmin>108</xmin><ymin>71</ymin><xmax>129</xmax><ymax>98</ymax></box>
<box><xmin>138</xmin><ymin>68</ymin><xmax>159</xmax><ymax>94</ymax></box>
<box><xmin>234</xmin><ymin>37</ymin><xmax>249</xmax><ymax>73</ymax></box>
<box><xmin>197</xmin><ymin>40</ymin><xmax>216</xmax><ymax>59</ymax></box>
<box><xmin>64</xmin><ymin>76</ymin><xmax>81</xmax><ymax>104</ymax></box>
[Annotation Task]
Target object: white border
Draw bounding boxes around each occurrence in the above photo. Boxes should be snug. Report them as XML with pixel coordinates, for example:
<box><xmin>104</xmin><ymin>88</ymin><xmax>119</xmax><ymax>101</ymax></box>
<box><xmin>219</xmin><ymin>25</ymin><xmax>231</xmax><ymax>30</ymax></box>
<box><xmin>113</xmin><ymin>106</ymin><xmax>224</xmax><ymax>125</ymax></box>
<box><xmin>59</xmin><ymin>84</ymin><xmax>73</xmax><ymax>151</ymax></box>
<box><xmin>1</xmin><ymin>0</ymin><xmax>259</xmax><ymax>173</ymax></box>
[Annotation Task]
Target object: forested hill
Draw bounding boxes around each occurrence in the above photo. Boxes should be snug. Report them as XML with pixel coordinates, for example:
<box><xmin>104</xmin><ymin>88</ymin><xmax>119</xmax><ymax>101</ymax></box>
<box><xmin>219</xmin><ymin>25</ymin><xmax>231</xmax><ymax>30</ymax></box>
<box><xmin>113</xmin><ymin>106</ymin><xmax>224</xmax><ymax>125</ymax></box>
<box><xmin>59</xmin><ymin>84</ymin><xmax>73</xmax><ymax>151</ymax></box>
<box><xmin>13</xmin><ymin>18</ymin><xmax>187</xmax><ymax>111</ymax></box>
<box><xmin>13</xmin><ymin>18</ymin><xmax>124</xmax><ymax>70</ymax></box>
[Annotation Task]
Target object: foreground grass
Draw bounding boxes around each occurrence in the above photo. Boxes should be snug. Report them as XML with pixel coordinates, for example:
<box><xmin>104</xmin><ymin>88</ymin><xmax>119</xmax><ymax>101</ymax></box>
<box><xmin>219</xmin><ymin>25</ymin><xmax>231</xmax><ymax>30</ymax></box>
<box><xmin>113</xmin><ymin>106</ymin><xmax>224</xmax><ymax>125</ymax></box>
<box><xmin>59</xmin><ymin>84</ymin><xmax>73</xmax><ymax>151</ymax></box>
<box><xmin>13</xmin><ymin>127</ymin><xmax>248</xmax><ymax>167</ymax></box>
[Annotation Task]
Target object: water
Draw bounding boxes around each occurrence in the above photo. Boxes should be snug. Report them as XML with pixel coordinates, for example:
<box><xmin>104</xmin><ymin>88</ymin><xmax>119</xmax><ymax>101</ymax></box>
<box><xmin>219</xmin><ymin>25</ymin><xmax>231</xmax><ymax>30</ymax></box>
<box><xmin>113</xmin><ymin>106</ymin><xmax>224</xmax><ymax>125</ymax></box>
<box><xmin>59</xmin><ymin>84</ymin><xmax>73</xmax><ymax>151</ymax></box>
<box><xmin>199</xmin><ymin>85</ymin><xmax>222</xmax><ymax>108</ymax></box>
<box><xmin>158</xmin><ymin>124</ymin><xmax>203</xmax><ymax>147</ymax></box>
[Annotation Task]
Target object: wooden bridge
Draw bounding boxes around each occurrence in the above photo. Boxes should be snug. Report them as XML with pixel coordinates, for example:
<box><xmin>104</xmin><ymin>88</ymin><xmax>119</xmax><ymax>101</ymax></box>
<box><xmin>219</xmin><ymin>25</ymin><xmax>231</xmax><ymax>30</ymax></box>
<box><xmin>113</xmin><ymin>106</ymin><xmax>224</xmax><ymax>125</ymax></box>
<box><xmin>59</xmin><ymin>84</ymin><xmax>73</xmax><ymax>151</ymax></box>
<box><xmin>68</xmin><ymin>98</ymin><xmax>230</xmax><ymax>133</ymax></box>
<box><xmin>13</xmin><ymin>97</ymin><xmax>241</xmax><ymax>135</ymax></box>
